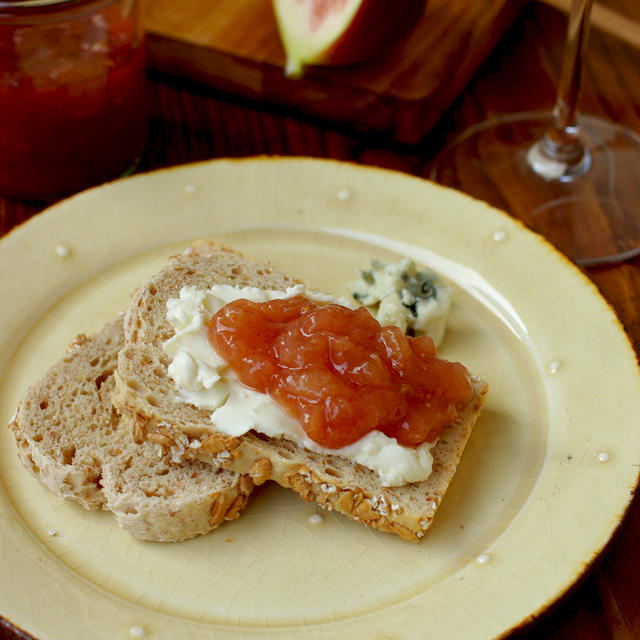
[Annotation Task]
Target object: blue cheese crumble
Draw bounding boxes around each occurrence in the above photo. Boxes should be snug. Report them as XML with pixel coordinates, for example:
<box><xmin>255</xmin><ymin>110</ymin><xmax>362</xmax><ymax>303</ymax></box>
<box><xmin>348</xmin><ymin>258</ymin><xmax>451</xmax><ymax>347</ymax></box>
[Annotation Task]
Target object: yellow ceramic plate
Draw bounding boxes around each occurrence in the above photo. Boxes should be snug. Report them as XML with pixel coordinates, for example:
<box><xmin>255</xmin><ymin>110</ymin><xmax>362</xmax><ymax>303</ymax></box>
<box><xmin>1</xmin><ymin>158</ymin><xmax>638</xmax><ymax>640</ymax></box>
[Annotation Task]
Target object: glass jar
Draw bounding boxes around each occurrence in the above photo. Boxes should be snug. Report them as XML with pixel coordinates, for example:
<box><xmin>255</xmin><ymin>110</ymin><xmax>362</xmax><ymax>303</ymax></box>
<box><xmin>0</xmin><ymin>0</ymin><xmax>147</xmax><ymax>200</ymax></box>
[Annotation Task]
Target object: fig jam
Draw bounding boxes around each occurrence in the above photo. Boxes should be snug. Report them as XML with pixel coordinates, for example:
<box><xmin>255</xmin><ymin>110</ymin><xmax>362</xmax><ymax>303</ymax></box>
<box><xmin>0</xmin><ymin>0</ymin><xmax>147</xmax><ymax>200</ymax></box>
<box><xmin>208</xmin><ymin>295</ymin><xmax>473</xmax><ymax>449</ymax></box>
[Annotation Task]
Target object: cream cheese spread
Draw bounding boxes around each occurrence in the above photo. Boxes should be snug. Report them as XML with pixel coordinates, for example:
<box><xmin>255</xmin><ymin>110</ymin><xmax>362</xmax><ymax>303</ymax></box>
<box><xmin>163</xmin><ymin>284</ymin><xmax>435</xmax><ymax>487</ymax></box>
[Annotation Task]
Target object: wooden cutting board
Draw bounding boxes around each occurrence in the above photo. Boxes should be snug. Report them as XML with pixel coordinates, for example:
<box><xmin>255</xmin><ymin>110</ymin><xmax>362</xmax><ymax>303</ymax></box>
<box><xmin>142</xmin><ymin>0</ymin><xmax>527</xmax><ymax>143</ymax></box>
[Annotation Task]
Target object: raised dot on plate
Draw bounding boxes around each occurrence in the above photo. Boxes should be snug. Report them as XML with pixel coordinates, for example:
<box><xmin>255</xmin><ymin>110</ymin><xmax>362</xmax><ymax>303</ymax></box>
<box><xmin>308</xmin><ymin>514</ymin><xmax>323</xmax><ymax>525</ymax></box>
<box><xmin>597</xmin><ymin>452</ymin><xmax>610</xmax><ymax>463</ymax></box>
<box><xmin>476</xmin><ymin>553</ymin><xmax>491</xmax><ymax>565</ymax></box>
<box><xmin>129</xmin><ymin>626</ymin><xmax>146</xmax><ymax>638</ymax></box>
<box><xmin>54</xmin><ymin>244</ymin><xmax>71</xmax><ymax>259</ymax></box>
<box><xmin>184</xmin><ymin>184</ymin><xmax>197</xmax><ymax>194</ymax></box>
<box><xmin>492</xmin><ymin>230</ymin><xmax>507</xmax><ymax>242</ymax></box>
<box><xmin>548</xmin><ymin>360</ymin><xmax>561</xmax><ymax>374</ymax></box>
<box><xmin>336</xmin><ymin>188</ymin><xmax>351</xmax><ymax>200</ymax></box>
<box><xmin>47</xmin><ymin>529</ymin><xmax>57</xmax><ymax>537</ymax></box>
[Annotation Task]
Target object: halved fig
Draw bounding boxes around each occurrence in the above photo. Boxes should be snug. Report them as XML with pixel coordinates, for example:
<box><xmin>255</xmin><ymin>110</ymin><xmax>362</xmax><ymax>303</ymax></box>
<box><xmin>273</xmin><ymin>0</ymin><xmax>428</xmax><ymax>77</ymax></box>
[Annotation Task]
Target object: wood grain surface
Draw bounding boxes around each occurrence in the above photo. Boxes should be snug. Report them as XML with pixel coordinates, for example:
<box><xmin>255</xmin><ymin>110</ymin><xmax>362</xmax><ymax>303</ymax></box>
<box><xmin>543</xmin><ymin>0</ymin><xmax>640</xmax><ymax>50</ymax></box>
<box><xmin>1</xmin><ymin>1</ymin><xmax>640</xmax><ymax>638</ymax></box>
<box><xmin>142</xmin><ymin>0</ymin><xmax>527</xmax><ymax>142</ymax></box>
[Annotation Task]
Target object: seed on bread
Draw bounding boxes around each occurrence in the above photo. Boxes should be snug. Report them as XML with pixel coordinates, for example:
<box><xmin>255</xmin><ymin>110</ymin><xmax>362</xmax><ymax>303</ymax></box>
<box><xmin>354</xmin><ymin>498</ymin><xmax>378</xmax><ymax>522</ymax></box>
<box><xmin>66</xmin><ymin>333</ymin><xmax>88</xmax><ymax>353</ymax></box>
<box><xmin>337</xmin><ymin>490</ymin><xmax>358</xmax><ymax>513</ymax></box>
<box><xmin>249</xmin><ymin>459</ymin><xmax>271</xmax><ymax>485</ymax></box>
<box><xmin>146</xmin><ymin>432</ymin><xmax>173</xmax><ymax>447</ymax></box>
<box><xmin>131</xmin><ymin>413</ymin><xmax>146</xmax><ymax>445</ymax></box>
<box><xmin>284</xmin><ymin>470</ymin><xmax>314</xmax><ymax>501</ymax></box>
<box><xmin>224</xmin><ymin>493</ymin><xmax>250</xmax><ymax>521</ymax></box>
<box><xmin>239</xmin><ymin>475</ymin><xmax>254</xmax><ymax>496</ymax></box>
<box><xmin>200</xmin><ymin>434</ymin><xmax>240</xmax><ymax>456</ymax></box>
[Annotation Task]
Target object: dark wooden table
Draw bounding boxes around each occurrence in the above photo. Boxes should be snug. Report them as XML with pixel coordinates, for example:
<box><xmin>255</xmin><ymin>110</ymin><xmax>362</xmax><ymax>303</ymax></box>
<box><xmin>2</xmin><ymin>1</ymin><xmax>640</xmax><ymax>638</ymax></box>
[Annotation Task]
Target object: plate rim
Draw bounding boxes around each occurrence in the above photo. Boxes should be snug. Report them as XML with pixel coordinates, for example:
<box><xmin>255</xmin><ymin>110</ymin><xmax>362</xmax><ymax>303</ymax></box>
<box><xmin>1</xmin><ymin>155</ymin><xmax>639</xmax><ymax>640</ymax></box>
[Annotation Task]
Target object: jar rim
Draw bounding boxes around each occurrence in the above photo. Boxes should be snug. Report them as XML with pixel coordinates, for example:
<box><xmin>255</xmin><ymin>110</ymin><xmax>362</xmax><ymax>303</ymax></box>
<box><xmin>0</xmin><ymin>0</ymin><xmax>126</xmax><ymax>21</ymax></box>
<box><xmin>0</xmin><ymin>0</ymin><xmax>71</xmax><ymax>6</ymax></box>
<box><xmin>0</xmin><ymin>0</ymin><xmax>118</xmax><ymax>5</ymax></box>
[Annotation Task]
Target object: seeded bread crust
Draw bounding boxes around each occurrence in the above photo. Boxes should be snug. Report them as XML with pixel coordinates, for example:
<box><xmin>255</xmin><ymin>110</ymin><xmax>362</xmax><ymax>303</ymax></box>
<box><xmin>9</xmin><ymin>318</ymin><xmax>253</xmax><ymax>542</ymax></box>
<box><xmin>114</xmin><ymin>240</ymin><xmax>488</xmax><ymax>542</ymax></box>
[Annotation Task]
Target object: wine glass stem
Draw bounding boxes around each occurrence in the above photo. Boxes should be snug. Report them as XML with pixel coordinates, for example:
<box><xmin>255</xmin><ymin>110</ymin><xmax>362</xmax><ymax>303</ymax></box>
<box><xmin>529</xmin><ymin>0</ymin><xmax>594</xmax><ymax>179</ymax></box>
<box><xmin>550</xmin><ymin>0</ymin><xmax>593</xmax><ymax>144</ymax></box>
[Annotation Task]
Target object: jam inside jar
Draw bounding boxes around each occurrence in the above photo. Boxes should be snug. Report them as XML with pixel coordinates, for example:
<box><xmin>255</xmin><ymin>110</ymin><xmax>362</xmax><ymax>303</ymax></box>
<box><xmin>0</xmin><ymin>0</ymin><xmax>147</xmax><ymax>200</ymax></box>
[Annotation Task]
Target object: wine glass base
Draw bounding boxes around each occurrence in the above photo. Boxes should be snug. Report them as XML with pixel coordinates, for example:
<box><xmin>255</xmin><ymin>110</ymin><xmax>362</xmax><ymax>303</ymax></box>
<box><xmin>527</xmin><ymin>138</ymin><xmax>592</xmax><ymax>183</ymax></box>
<box><xmin>430</xmin><ymin>111</ymin><xmax>640</xmax><ymax>266</ymax></box>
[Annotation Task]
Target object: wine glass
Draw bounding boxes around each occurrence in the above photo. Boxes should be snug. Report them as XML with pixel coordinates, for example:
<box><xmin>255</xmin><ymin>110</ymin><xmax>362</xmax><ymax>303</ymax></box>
<box><xmin>430</xmin><ymin>0</ymin><xmax>640</xmax><ymax>267</ymax></box>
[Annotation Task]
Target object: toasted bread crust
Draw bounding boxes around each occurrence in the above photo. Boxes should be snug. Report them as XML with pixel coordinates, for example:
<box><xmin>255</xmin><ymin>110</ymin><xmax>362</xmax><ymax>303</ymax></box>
<box><xmin>114</xmin><ymin>240</ymin><xmax>488</xmax><ymax>541</ymax></box>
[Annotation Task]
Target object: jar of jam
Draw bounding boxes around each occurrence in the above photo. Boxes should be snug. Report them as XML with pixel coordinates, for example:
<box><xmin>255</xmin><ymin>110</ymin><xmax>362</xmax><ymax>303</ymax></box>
<box><xmin>0</xmin><ymin>0</ymin><xmax>147</xmax><ymax>200</ymax></box>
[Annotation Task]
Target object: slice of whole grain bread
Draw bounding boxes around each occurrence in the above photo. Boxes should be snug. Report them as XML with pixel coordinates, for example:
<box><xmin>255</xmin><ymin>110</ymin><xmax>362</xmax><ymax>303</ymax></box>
<box><xmin>9</xmin><ymin>317</ymin><xmax>253</xmax><ymax>542</ymax></box>
<box><xmin>114</xmin><ymin>239</ymin><xmax>488</xmax><ymax>542</ymax></box>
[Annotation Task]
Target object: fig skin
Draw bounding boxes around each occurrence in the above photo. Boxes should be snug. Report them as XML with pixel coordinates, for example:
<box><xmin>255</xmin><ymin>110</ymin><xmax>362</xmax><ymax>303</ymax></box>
<box><xmin>318</xmin><ymin>0</ymin><xmax>428</xmax><ymax>67</ymax></box>
<box><xmin>274</xmin><ymin>0</ymin><xmax>428</xmax><ymax>76</ymax></box>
